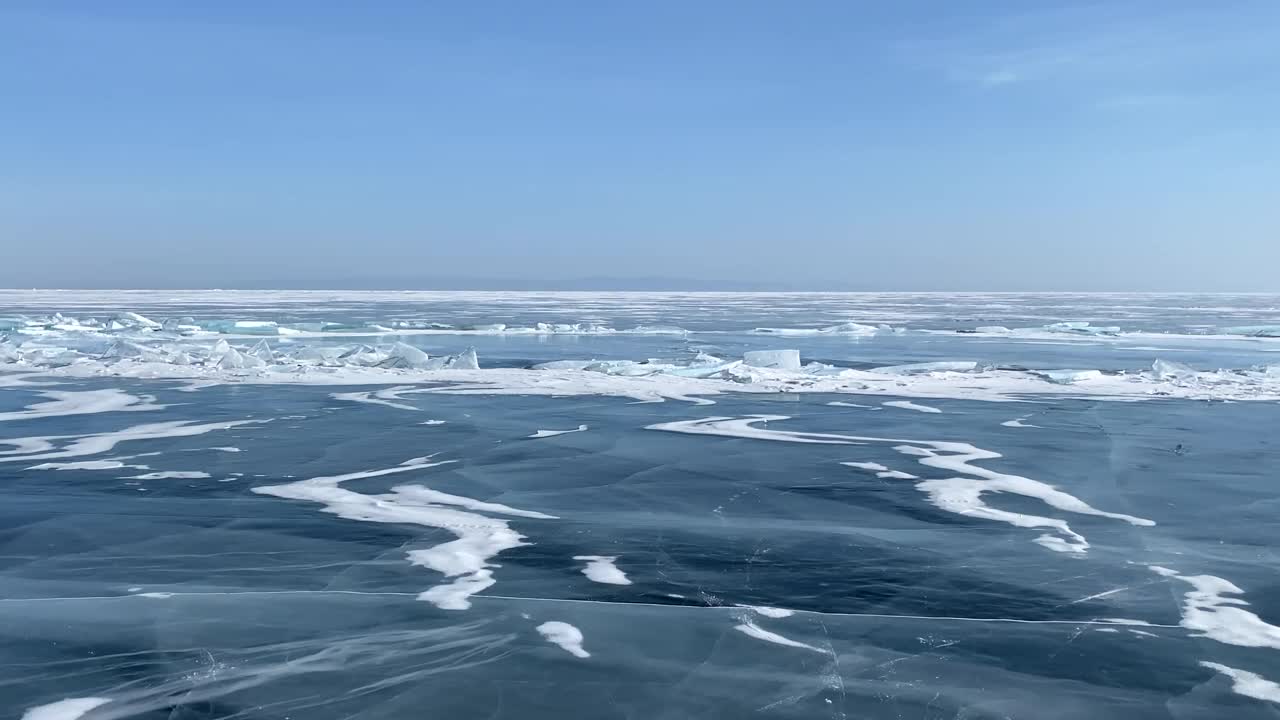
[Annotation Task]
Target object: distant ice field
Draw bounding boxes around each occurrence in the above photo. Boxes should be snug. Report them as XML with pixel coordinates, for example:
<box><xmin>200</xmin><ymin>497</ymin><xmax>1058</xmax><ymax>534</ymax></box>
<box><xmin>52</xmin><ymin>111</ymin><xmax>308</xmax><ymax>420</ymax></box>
<box><xmin>3</xmin><ymin>292</ymin><xmax>1279</xmax><ymax>719</ymax></box>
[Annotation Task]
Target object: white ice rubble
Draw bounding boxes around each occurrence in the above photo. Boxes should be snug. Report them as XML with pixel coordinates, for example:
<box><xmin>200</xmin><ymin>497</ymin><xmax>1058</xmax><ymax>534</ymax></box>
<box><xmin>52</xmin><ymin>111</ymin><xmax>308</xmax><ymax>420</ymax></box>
<box><xmin>5</xmin><ymin>324</ymin><xmax>1280</xmax><ymax>403</ymax></box>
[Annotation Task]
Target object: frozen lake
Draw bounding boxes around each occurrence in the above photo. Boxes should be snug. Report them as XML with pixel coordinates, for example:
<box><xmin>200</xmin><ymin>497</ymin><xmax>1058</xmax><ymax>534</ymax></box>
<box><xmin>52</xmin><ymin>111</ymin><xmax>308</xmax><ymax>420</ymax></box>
<box><xmin>2</xmin><ymin>292</ymin><xmax>1279</xmax><ymax>719</ymax></box>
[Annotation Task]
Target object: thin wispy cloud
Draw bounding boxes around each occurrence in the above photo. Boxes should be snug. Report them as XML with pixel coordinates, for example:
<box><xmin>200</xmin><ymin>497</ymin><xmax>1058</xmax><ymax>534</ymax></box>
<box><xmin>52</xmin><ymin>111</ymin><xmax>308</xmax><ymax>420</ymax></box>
<box><xmin>979</xmin><ymin>69</ymin><xmax>1019</xmax><ymax>87</ymax></box>
<box><xmin>914</xmin><ymin>4</ymin><xmax>1279</xmax><ymax>98</ymax></box>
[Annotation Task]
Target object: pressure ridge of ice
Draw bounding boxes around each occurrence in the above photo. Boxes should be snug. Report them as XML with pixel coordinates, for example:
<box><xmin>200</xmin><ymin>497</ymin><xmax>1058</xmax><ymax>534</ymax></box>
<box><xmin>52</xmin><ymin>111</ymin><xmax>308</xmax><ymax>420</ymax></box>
<box><xmin>4</xmin><ymin>309</ymin><xmax>1280</xmax><ymax>402</ymax></box>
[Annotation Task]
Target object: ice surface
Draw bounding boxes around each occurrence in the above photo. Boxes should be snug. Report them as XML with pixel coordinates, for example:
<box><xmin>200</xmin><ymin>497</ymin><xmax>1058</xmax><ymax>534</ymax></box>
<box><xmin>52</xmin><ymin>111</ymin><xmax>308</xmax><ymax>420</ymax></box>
<box><xmin>4</xmin><ymin>293</ymin><xmax>1280</xmax><ymax>720</ymax></box>
<box><xmin>742</xmin><ymin>349</ymin><xmax>801</xmax><ymax>371</ymax></box>
<box><xmin>1224</xmin><ymin>325</ymin><xmax>1280</xmax><ymax>338</ymax></box>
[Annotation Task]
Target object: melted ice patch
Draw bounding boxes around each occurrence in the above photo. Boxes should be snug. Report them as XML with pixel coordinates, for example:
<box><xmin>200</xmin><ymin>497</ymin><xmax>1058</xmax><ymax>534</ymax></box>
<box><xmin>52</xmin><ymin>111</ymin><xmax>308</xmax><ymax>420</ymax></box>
<box><xmin>529</xmin><ymin>425</ymin><xmax>589</xmax><ymax>439</ymax></box>
<box><xmin>1151</xmin><ymin>566</ymin><xmax>1280</xmax><ymax>649</ymax></box>
<box><xmin>536</xmin><ymin>621</ymin><xmax>590</xmax><ymax>658</ymax></box>
<box><xmin>1200</xmin><ymin>662</ymin><xmax>1280</xmax><ymax>703</ymax></box>
<box><xmin>22</xmin><ymin>698</ymin><xmax>111</xmax><ymax>720</ymax></box>
<box><xmin>253</xmin><ymin>457</ymin><xmax>555</xmax><ymax>611</ymax></box>
<box><xmin>651</xmin><ymin>415</ymin><xmax>1152</xmax><ymax>553</ymax></box>
<box><xmin>573</xmin><ymin>555</ymin><xmax>631</xmax><ymax>585</ymax></box>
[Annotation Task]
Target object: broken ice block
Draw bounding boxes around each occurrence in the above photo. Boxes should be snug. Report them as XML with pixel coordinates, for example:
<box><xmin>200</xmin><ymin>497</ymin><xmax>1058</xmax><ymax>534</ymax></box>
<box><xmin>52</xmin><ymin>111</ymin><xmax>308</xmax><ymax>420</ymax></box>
<box><xmin>743</xmin><ymin>349</ymin><xmax>801</xmax><ymax>371</ymax></box>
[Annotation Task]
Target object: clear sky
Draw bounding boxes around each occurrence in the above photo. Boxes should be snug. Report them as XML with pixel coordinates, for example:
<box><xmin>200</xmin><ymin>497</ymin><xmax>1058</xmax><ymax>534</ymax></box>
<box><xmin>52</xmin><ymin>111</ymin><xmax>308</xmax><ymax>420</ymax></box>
<box><xmin>2</xmin><ymin>1</ymin><xmax>1277</xmax><ymax>291</ymax></box>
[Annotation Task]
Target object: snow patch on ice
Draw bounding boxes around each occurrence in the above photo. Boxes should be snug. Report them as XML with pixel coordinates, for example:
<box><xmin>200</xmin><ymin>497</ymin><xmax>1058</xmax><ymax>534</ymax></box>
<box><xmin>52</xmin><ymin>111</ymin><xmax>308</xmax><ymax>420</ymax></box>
<box><xmin>652</xmin><ymin>415</ymin><xmax>1153</xmax><ymax>553</ymax></box>
<box><xmin>883</xmin><ymin>400</ymin><xmax>942</xmax><ymax>413</ymax></box>
<box><xmin>529</xmin><ymin>425</ymin><xmax>589</xmax><ymax>439</ymax></box>
<box><xmin>573</xmin><ymin>555</ymin><xmax>631</xmax><ymax>585</ymax></box>
<box><xmin>1200</xmin><ymin>662</ymin><xmax>1280</xmax><ymax>703</ymax></box>
<box><xmin>1152</xmin><ymin>566</ymin><xmax>1280</xmax><ymax>649</ymax></box>
<box><xmin>737</xmin><ymin>605</ymin><xmax>794</xmax><ymax>618</ymax></box>
<box><xmin>0</xmin><ymin>388</ymin><xmax>163</xmax><ymax>422</ymax></box>
<box><xmin>27</xmin><ymin>459</ymin><xmax>149</xmax><ymax>471</ymax></box>
<box><xmin>126</xmin><ymin>471</ymin><xmax>212</xmax><ymax>480</ymax></box>
<box><xmin>842</xmin><ymin>461</ymin><xmax>888</xmax><ymax>472</ymax></box>
<box><xmin>253</xmin><ymin>457</ymin><xmax>555</xmax><ymax>611</ymax></box>
<box><xmin>536</xmin><ymin>621</ymin><xmax>590</xmax><ymax>658</ymax></box>
<box><xmin>0</xmin><ymin>420</ymin><xmax>264</xmax><ymax>465</ymax></box>
<box><xmin>734</xmin><ymin>620</ymin><xmax>824</xmax><ymax>653</ymax></box>
<box><xmin>22</xmin><ymin>697</ymin><xmax>111</xmax><ymax>720</ymax></box>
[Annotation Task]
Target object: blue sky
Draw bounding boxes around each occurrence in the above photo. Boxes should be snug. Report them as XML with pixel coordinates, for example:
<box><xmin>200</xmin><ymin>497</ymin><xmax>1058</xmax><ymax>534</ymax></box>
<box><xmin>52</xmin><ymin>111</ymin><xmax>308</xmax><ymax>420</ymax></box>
<box><xmin>2</xmin><ymin>1</ymin><xmax>1277</xmax><ymax>290</ymax></box>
